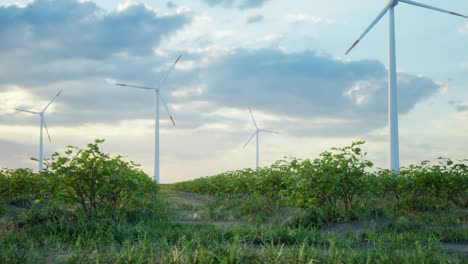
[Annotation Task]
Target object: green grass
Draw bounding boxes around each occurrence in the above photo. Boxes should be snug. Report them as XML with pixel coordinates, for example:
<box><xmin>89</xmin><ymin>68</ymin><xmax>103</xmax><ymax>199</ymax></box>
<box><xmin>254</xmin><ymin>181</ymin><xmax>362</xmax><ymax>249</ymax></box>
<box><xmin>1</xmin><ymin>185</ymin><xmax>466</xmax><ymax>263</ymax></box>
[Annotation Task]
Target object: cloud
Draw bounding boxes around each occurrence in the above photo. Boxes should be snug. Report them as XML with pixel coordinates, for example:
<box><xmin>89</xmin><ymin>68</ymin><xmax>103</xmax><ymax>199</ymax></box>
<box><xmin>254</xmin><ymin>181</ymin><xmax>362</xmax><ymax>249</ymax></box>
<box><xmin>0</xmin><ymin>0</ymin><xmax>192</xmax><ymax>127</ymax></box>
<box><xmin>0</xmin><ymin>1</ymin><xmax>443</xmax><ymax>140</ymax></box>
<box><xmin>449</xmin><ymin>100</ymin><xmax>468</xmax><ymax>112</ymax></box>
<box><xmin>458</xmin><ymin>23</ymin><xmax>468</xmax><ymax>34</ymax></box>
<box><xmin>167</xmin><ymin>1</ymin><xmax>177</xmax><ymax>9</ymax></box>
<box><xmin>238</xmin><ymin>0</ymin><xmax>270</xmax><ymax>10</ymax></box>
<box><xmin>246</xmin><ymin>14</ymin><xmax>263</xmax><ymax>24</ymax></box>
<box><xmin>0</xmin><ymin>0</ymin><xmax>191</xmax><ymax>61</ymax></box>
<box><xmin>203</xmin><ymin>0</ymin><xmax>270</xmax><ymax>10</ymax></box>
<box><xmin>190</xmin><ymin>49</ymin><xmax>442</xmax><ymax>136</ymax></box>
<box><xmin>0</xmin><ymin>42</ymin><xmax>442</xmax><ymax>138</ymax></box>
<box><xmin>203</xmin><ymin>0</ymin><xmax>234</xmax><ymax>8</ymax></box>
<box><xmin>285</xmin><ymin>13</ymin><xmax>334</xmax><ymax>24</ymax></box>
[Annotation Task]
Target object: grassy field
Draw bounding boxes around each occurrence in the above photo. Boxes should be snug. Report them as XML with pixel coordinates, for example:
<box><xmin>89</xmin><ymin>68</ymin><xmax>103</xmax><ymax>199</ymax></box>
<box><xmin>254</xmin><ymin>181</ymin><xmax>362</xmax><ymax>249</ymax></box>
<box><xmin>0</xmin><ymin>184</ymin><xmax>466</xmax><ymax>263</ymax></box>
<box><xmin>0</xmin><ymin>141</ymin><xmax>467</xmax><ymax>263</ymax></box>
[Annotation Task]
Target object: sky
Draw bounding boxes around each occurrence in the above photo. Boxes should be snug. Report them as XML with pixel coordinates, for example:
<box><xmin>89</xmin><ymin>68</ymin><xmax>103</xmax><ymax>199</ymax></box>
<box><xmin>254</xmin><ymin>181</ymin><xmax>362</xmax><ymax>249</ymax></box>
<box><xmin>0</xmin><ymin>0</ymin><xmax>467</xmax><ymax>183</ymax></box>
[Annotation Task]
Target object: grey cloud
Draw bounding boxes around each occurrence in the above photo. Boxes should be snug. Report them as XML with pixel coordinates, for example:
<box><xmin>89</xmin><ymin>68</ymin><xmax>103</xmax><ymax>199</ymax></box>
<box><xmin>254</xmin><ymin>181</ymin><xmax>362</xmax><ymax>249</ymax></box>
<box><xmin>0</xmin><ymin>46</ymin><xmax>442</xmax><ymax>138</ymax></box>
<box><xmin>0</xmin><ymin>2</ymin><xmax>442</xmax><ymax>138</ymax></box>
<box><xmin>449</xmin><ymin>100</ymin><xmax>468</xmax><ymax>112</ymax></box>
<box><xmin>203</xmin><ymin>0</ymin><xmax>234</xmax><ymax>8</ymax></box>
<box><xmin>246</xmin><ymin>14</ymin><xmax>264</xmax><ymax>24</ymax></box>
<box><xmin>0</xmin><ymin>0</ymin><xmax>191</xmax><ymax>127</ymax></box>
<box><xmin>203</xmin><ymin>0</ymin><xmax>270</xmax><ymax>10</ymax></box>
<box><xmin>167</xmin><ymin>1</ymin><xmax>177</xmax><ymax>9</ymax></box>
<box><xmin>192</xmin><ymin>49</ymin><xmax>441</xmax><ymax>136</ymax></box>
<box><xmin>238</xmin><ymin>0</ymin><xmax>270</xmax><ymax>10</ymax></box>
<box><xmin>0</xmin><ymin>0</ymin><xmax>190</xmax><ymax>60</ymax></box>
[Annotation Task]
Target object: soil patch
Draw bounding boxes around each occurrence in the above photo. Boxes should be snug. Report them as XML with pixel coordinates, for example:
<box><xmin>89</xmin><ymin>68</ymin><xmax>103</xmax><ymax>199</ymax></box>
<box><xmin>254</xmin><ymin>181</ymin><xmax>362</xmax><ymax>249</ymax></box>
<box><xmin>323</xmin><ymin>219</ymin><xmax>389</xmax><ymax>236</ymax></box>
<box><xmin>163</xmin><ymin>191</ymin><xmax>213</xmax><ymax>208</ymax></box>
<box><xmin>442</xmin><ymin>243</ymin><xmax>468</xmax><ymax>256</ymax></box>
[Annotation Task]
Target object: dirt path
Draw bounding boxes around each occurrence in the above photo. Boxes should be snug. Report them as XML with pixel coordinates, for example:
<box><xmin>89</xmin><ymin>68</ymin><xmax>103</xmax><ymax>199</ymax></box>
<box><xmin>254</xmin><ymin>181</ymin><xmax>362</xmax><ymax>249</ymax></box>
<box><xmin>159</xmin><ymin>187</ymin><xmax>246</xmax><ymax>227</ymax></box>
<box><xmin>442</xmin><ymin>243</ymin><xmax>468</xmax><ymax>256</ymax></box>
<box><xmin>159</xmin><ymin>186</ymin><xmax>468</xmax><ymax>257</ymax></box>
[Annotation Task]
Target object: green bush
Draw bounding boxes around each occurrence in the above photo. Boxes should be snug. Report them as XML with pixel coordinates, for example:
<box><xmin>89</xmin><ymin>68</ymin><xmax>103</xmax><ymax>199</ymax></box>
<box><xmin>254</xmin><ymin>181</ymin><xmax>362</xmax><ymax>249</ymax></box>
<box><xmin>392</xmin><ymin>158</ymin><xmax>467</xmax><ymax>211</ymax></box>
<box><xmin>43</xmin><ymin>139</ymin><xmax>158</xmax><ymax>215</ymax></box>
<box><xmin>290</xmin><ymin>141</ymin><xmax>373</xmax><ymax>211</ymax></box>
<box><xmin>0</xmin><ymin>168</ymin><xmax>44</xmax><ymax>206</ymax></box>
<box><xmin>175</xmin><ymin>142</ymin><xmax>467</xmax><ymax>223</ymax></box>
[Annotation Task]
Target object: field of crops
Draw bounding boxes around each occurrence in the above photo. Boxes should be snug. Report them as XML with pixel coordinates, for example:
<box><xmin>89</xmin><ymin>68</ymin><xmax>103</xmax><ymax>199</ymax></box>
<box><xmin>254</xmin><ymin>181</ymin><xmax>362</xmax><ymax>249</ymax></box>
<box><xmin>174</xmin><ymin>142</ymin><xmax>467</xmax><ymax>222</ymax></box>
<box><xmin>1</xmin><ymin>140</ymin><xmax>467</xmax><ymax>263</ymax></box>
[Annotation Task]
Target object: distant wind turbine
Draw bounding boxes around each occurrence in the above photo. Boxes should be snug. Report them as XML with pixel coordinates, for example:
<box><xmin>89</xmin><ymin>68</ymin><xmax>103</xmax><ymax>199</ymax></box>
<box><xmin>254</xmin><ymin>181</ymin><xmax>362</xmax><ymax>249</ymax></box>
<box><xmin>345</xmin><ymin>0</ymin><xmax>467</xmax><ymax>172</ymax></box>
<box><xmin>243</xmin><ymin>108</ymin><xmax>279</xmax><ymax>169</ymax></box>
<box><xmin>115</xmin><ymin>55</ymin><xmax>181</xmax><ymax>184</ymax></box>
<box><xmin>13</xmin><ymin>90</ymin><xmax>63</xmax><ymax>172</ymax></box>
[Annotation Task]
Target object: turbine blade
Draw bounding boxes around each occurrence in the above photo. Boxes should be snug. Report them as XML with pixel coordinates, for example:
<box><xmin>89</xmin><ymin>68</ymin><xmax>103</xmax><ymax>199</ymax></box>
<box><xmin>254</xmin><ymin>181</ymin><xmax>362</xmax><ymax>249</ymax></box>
<box><xmin>115</xmin><ymin>56</ymin><xmax>181</xmax><ymax>93</ymax></box>
<box><xmin>13</xmin><ymin>108</ymin><xmax>40</xmax><ymax>115</ymax></box>
<box><xmin>115</xmin><ymin>83</ymin><xmax>156</xmax><ymax>90</ymax></box>
<box><xmin>400</xmin><ymin>0</ymin><xmax>468</xmax><ymax>19</ymax></box>
<box><xmin>248</xmin><ymin>107</ymin><xmax>258</xmax><ymax>129</ymax></box>
<box><xmin>158</xmin><ymin>55</ymin><xmax>182</xmax><ymax>89</ymax></box>
<box><xmin>160</xmin><ymin>93</ymin><xmax>176</xmax><ymax>127</ymax></box>
<box><xmin>42</xmin><ymin>90</ymin><xmax>63</xmax><ymax>112</ymax></box>
<box><xmin>243</xmin><ymin>131</ymin><xmax>257</xmax><ymax>149</ymax></box>
<box><xmin>345</xmin><ymin>2</ymin><xmax>393</xmax><ymax>55</ymax></box>
<box><xmin>260</xmin><ymin>129</ymin><xmax>280</xmax><ymax>134</ymax></box>
<box><xmin>42</xmin><ymin>118</ymin><xmax>51</xmax><ymax>143</ymax></box>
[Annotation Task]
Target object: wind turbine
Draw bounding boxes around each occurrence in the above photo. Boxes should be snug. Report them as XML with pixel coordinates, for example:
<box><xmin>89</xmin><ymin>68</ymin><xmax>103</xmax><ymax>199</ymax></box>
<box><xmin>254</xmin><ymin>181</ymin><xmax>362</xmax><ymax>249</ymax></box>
<box><xmin>13</xmin><ymin>90</ymin><xmax>63</xmax><ymax>172</ymax></box>
<box><xmin>243</xmin><ymin>108</ymin><xmax>279</xmax><ymax>169</ymax></box>
<box><xmin>345</xmin><ymin>0</ymin><xmax>467</xmax><ymax>172</ymax></box>
<box><xmin>115</xmin><ymin>55</ymin><xmax>181</xmax><ymax>184</ymax></box>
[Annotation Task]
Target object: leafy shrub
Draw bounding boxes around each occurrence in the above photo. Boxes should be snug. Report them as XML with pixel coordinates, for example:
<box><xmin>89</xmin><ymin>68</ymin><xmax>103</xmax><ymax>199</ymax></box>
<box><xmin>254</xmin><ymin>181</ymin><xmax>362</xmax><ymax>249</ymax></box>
<box><xmin>0</xmin><ymin>168</ymin><xmax>44</xmax><ymax>206</ymax></box>
<box><xmin>289</xmin><ymin>141</ymin><xmax>373</xmax><ymax>212</ymax></box>
<box><xmin>394</xmin><ymin>158</ymin><xmax>468</xmax><ymax>211</ymax></box>
<box><xmin>43</xmin><ymin>139</ymin><xmax>157</xmax><ymax>215</ymax></box>
<box><xmin>175</xmin><ymin>142</ymin><xmax>467</xmax><ymax>223</ymax></box>
<box><xmin>175</xmin><ymin>142</ymin><xmax>375</xmax><ymax>222</ymax></box>
<box><xmin>370</xmin><ymin>169</ymin><xmax>406</xmax><ymax>200</ymax></box>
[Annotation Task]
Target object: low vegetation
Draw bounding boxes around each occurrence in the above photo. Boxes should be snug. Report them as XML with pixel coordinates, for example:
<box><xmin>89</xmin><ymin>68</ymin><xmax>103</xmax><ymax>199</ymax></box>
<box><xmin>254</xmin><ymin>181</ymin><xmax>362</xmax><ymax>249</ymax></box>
<box><xmin>0</xmin><ymin>140</ymin><xmax>466</xmax><ymax>263</ymax></box>
<box><xmin>174</xmin><ymin>142</ymin><xmax>467</xmax><ymax>223</ymax></box>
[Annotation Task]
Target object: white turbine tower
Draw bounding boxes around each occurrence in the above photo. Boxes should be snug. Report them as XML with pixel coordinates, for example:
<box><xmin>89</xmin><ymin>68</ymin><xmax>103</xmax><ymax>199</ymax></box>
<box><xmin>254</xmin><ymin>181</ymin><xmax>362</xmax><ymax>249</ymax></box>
<box><xmin>345</xmin><ymin>0</ymin><xmax>467</xmax><ymax>172</ymax></box>
<box><xmin>115</xmin><ymin>55</ymin><xmax>181</xmax><ymax>184</ymax></box>
<box><xmin>243</xmin><ymin>108</ymin><xmax>279</xmax><ymax>169</ymax></box>
<box><xmin>13</xmin><ymin>90</ymin><xmax>63</xmax><ymax>172</ymax></box>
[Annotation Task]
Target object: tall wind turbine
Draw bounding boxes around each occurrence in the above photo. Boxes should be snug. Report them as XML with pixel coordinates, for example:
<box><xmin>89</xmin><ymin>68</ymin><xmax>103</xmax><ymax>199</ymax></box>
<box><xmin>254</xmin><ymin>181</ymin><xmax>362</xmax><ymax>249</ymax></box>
<box><xmin>115</xmin><ymin>55</ymin><xmax>181</xmax><ymax>184</ymax></box>
<box><xmin>345</xmin><ymin>0</ymin><xmax>467</xmax><ymax>172</ymax></box>
<box><xmin>243</xmin><ymin>108</ymin><xmax>279</xmax><ymax>169</ymax></box>
<box><xmin>13</xmin><ymin>90</ymin><xmax>63</xmax><ymax>172</ymax></box>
